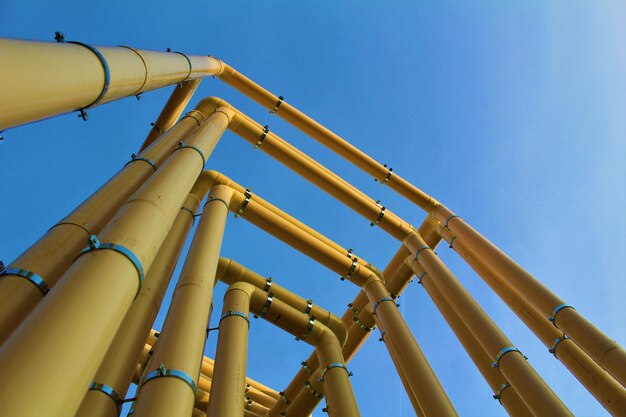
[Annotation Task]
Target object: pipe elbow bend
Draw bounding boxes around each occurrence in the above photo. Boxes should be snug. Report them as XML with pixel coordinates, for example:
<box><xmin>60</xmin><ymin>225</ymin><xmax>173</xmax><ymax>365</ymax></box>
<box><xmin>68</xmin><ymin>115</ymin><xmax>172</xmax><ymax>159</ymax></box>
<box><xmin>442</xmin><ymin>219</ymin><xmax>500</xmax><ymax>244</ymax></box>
<box><xmin>224</xmin><ymin>281</ymin><xmax>257</xmax><ymax>299</ymax></box>
<box><xmin>195</xmin><ymin>96</ymin><xmax>225</xmax><ymax>117</ymax></box>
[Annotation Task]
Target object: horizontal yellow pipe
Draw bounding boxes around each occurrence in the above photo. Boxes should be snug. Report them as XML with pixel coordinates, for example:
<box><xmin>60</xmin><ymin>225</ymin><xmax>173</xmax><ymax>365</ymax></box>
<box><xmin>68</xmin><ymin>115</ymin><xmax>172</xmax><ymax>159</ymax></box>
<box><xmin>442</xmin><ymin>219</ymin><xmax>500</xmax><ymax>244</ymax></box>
<box><xmin>0</xmin><ymin>38</ymin><xmax>222</xmax><ymax>130</ymax></box>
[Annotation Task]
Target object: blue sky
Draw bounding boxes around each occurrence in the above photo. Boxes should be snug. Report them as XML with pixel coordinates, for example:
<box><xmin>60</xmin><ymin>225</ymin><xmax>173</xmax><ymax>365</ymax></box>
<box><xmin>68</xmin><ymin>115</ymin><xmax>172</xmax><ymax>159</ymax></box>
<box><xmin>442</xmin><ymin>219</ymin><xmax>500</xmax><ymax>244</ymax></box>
<box><xmin>1</xmin><ymin>2</ymin><xmax>625</xmax><ymax>416</ymax></box>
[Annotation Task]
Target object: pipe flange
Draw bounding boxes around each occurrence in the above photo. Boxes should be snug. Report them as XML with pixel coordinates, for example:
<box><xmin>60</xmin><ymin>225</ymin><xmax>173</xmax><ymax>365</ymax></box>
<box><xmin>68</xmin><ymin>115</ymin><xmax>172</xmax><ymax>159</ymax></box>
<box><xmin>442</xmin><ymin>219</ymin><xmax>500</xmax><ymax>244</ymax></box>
<box><xmin>0</xmin><ymin>267</ymin><xmax>50</xmax><ymax>295</ymax></box>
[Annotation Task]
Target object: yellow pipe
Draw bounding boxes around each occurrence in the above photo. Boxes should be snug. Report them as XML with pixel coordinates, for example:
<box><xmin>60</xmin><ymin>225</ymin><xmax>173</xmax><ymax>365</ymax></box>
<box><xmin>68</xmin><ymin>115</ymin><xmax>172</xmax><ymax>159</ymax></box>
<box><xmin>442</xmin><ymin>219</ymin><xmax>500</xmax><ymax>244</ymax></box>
<box><xmin>433</xmin><ymin>206</ymin><xmax>626</xmax><ymax>388</ymax></box>
<box><xmin>216</xmin><ymin>257</ymin><xmax>348</xmax><ymax>345</ymax></box>
<box><xmin>404</xmin><ymin>233</ymin><xmax>573</xmax><ymax>416</ymax></box>
<box><xmin>139</xmin><ymin>78</ymin><xmax>202</xmax><ymax>152</ymax></box>
<box><xmin>75</xmin><ymin>193</ymin><xmax>200</xmax><ymax>417</ymax></box>
<box><xmin>0</xmin><ymin>114</ymin><xmax>202</xmax><ymax>345</ymax></box>
<box><xmin>199</xmin><ymin>358</ymin><xmax>279</xmax><ymax>401</ymax></box>
<box><xmin>409</xmin><ymin>262</ymin><xmax>533</xmax><ymax>417</ymax></box>
<box><xmin>0</xmin><ymin>38</ymin><xmax>222</xmax><ymax>130</ymax></box>
<box><xmin>132</xmin><ymin>185</ymin><xmax>233</xmax><ymax>417</ymax></box>
<box><xmin>0</xmin><ymin>109</ymin><xmax>231</xmax><ymax>417</ymax></box>
<box><xmin>436</xmin><ymin>227</ymin><xmax>626</xmax><ymax>415</ymax></box>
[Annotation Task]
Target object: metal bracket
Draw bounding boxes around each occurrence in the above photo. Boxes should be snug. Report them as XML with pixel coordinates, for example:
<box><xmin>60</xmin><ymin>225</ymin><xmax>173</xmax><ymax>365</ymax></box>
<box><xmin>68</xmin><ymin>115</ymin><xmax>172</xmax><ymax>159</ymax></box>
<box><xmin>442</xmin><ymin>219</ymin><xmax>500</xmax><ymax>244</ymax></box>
<box><xmin>347</xmin><ymin>302</ymin><xmax>360</xmax><ymax>315</ymax></box>
<box><xmin>304</xmin><ymin>380</ymin><xmax>324</xmax><ymax>398</ymax></box>
<box><xmin>139</xmin><ymin>364</ymin><xmax>197</xmax><ymax>394</ymax></box>
<box><xmin>0</xmin><ymin>267</ymin><xmax>50</xmax><ymax>295</ymax></box>
<box><xmin>378</xmin><ymin>331</ymin><xmax>386</xmax><ymax>342</ymax></box>
<box><xmin>304</xmin><ymin>299</ymin><xmax>313</xmax><ymax>315</ymax></box>
<box><xmin>373</xmin><ymin>297</ymin><xmax>396</xmax><ymax>315</ymax></box>
<box><xmin>124</xmin><ymin>153</ymin><xmax>157</xmax><ymax>171</ymax></box>
<box><xmin>301</xmin><ymin>360</ymin><xmax>313</xmax><ymax>375</ymax></box>
<box><xmin>548</xmin><ymin>304</ymin><xmax>576</xmax><ymax>326</ymax></box>
<box><xmin>492</xmin><ymin>382</ymin><xmax>510</xmax><ymax>404</ymax></box>
<box><xmin>414</xmin><ymin>246</ymin><xmax>431</xmax><ymax>262</ymax></box>
<box><xmin>491</xmin><ymin>346</ymin><xmax>526</xmax><ymax>368</ymax></box>
<box><xmin>88</xmin><ymin>382</ymin><xmax>121</xmax><ymax>409</ymax></box>
<box><xmin>270</xmin><ymin>96</ymin><xmax>284</xmax><ymax>115</ymax></box>
<box><xmin>172</xmin><ymin>141</ymin><xmax>206</xmax><ymax>168</ymax></box>
<box><xmin>254</xmin><ymin>293</ymin><xmax>274</xmax><ymax>319</ymax></box>
<box><xmin>279</xmin><ymin>390</ymin><xmax>290</xmax><ymax>404</ymax></box>
<box><xmin>254</xmin><ymin>125</ymin><xmax>270</xmax><ymax>149</ymax></box>
<box><xmin>296</xmin><ymin>317</ymin><xmax>315</xmax><ymax>341</ymax></box>
<box><xmin>318</xmin><ymin>362</ymin><xmax>352</xmax><ymax>382</ymax></box>
<box><xmin>54</xmin><ymin>31</ymin><xmax>65</xmax><ymax>42</ymax></box>
<box><xmin>77</xmin><ymin>108</ymin><xmax>88</xmax><ymax>121</ymax></box>
<box><xmin>370</xmin><ymin>200</ymin><xmax>386</xmax><ymax>227</ymax></box>
<box><xmin>444</xmin><ymin>215</ymin><xmax>460</xmax><ymax>229</ymax></box>
<box><xmin>353</xmin><ymin>316</ymin><xmax>374</xmax><ymax>332</ymax></box>
<box><xmin>220</xmin><ymin>310</ymin><xmax>250</xmax><ymax>329</ymax></box>
<box><xmin>150</xmin><ymin>122</ymin><xmax>165</xmax><ymax>134</ymax></box>
<box><xmin>374</xmin><ymin>164</ymin><xmax>394</xmax><ymax>185</ymax></box>
<box><xmin>549</xmin><ymin>334</ymin><xmax>570</xmax><ymax>358</ymax></box>
<box><xmin>341</xmin><ymin>257</ymin><xmax>358</xmax><ymax>281</ymax></box>
<box><xmin>76</xmin><ymin>235</ymin><xmax>144</xmax><ymax>294</ymax></box>
<box><xmin>263</xmin><ymin>276</ymin><xmax>273</xmax><ymax>292</ymax></box>
<box><xmin>235</xmin><ymin>188</ymin><xmax>252</xmax><ymax>218</ymax></box>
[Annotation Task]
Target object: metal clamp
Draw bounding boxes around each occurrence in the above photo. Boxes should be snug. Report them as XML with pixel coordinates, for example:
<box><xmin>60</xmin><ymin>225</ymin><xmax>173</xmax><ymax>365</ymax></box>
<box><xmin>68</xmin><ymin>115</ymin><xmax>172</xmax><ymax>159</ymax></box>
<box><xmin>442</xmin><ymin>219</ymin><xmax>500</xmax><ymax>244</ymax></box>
<box><xmin>254</xmin><ymin>293</ymin><xmax>274</xmax><ymax>319</ymax></box>
<box><xmin>299</xmin><ymin>299</ymin><xmax>313</xmax><ymax>315</ymax></box>
<box><xmin>370</xmin><ymin>200</ymin><xmax>386</xmax><ymax>227</ymax></box>
<box><xmin>378</xmin><ymin>331</ymin><xmax>386</xmax><ymax>342</ymax></box>
<box><xmin>172</xmin><ymin>141</ymin><xmax>206</xmax><ymax>169</ymax></box>
<box><xmin>296</xmin><ymin>317</ymin><xmax>315</xmax><ymax>341</ymax></box>
<box><xmin>448</xmin><ymin>236</ymin><xmax>457</xmax><ymax>250</ymax></box>
<box><xmin>245</xmin><ymin>397</ymin><xmax>253</xmax><ymax>410</ymax></box>
<box><xmin>171</xmin><ymin>51</ymin><xmax>193</xmax><ymax>80</ymax></box>
<box><xmin>76</xmin><ymin>235</ymin><xmax>144</xmax><ymax>294</ymax></box>
<box><xmin>341</xmin><ymin>257</ymin><xmax>358</xmax><ymax>281</ymax></box>
<box><xmin>444</xmin><ymin>215</ymin><xmax>460</xmax><ymax>229</ymax></box>
<box><xmin>549</xmin><ymin>334</ymin><xmax>570</xmax><ymax>358</ymax></box>
<box><xmin>414</xmin><ymin>246</ymin><xmax>431</xmax><ymax>262</ymax></box>
<box><xmin>235</xmin><ymin>188</ymin><xmax>252</xmax><ymax>218</ymax></box>
<box><xmin>318</xmin><ymin>363</ymin><xmax>352</xmax><ymax>382</ymax></box>
<box><xmin>245</xmin><ymin>384</ymin><xmax>251</xmax><ymax>395</ymax></box>
<box><xmin>416</xmin><ymin>272</ymin><xmax>426</xmax><ymax>285</ymax></box>
<box><xmin>254</xmin><ymin>125</ymin><xmax>270</xmax><ymax>149</ymax></box>
<box><xmin>270</xmin><ymin>96</ymin><xmax>284</xmax><ymax>115</ymax></box>
<box><xmin>353</xmin><ymin>316</ymin><xmax>373</xmax><ymax>332</ymax></box>
<box><xmin>124</xmin><ymin>153</ymin><xmax>157</xmax><ymax>171</ymax></box>
<box><xmin>374</xmin><ymin>164</ymin><xmax>394</xmax><ymax>185</ymax></box>
<box><xmin>0</xmin><ymin>267</ymin><xmax>50</xmax><ymax>295</ymax></box>
<box><xmin>491</xmin><ymin>347</ymin><xmax>526</xmax><ymax>368</ymax></box>
<box><xmin>492</xmin><ymin>382</ymin><xmax>510</xmax><ymax>403</ymax></box>
<box><xmin>220</xmin><ymin>310</ymin><xmax>250</xmax><ymax>329</ymax></box>
<box><xmin>88</xmin><ymin>382</ymin><xmax>121</xmax><ymax>409</ymax></box>
<box><xmin>68</xmin><ymin>41</ymin><xmax>111</xmax><ymax>110</ymax></box>
<box><xmin>139</xmin><ymin>364</ymin><xmax>197</xmax><ymax>394</ymax></box>
<box><xmin>347</xmin><ymin>302</ymin><xmax>360</xmax><ymax>315</ymax></box>
<box><xmin>548</xmin><ymin>304</ymin><xmax>575</xmax><ymax>326</ymax></box>
<box><xmin>304</xmin><ymin>380</ymin><xmax>323</xmax><ymax>398</ymax></box>
<box><xmin>279</xmin><ymin>390</ymin><xmax>290</xmax><ymax>404</ymax></box>
<box><xmin>301</xmin><ymin>360</ymin><xmax>314</xmax><ymax>375</ymax></box>
<box><xmin>263</xmin><ymin>276</ymin><xmax>273</xmax><ymax>292</ymax></box>
<box><xmin>180</xmin><ymin>206</ymin><xmax>196</xmax><ymax>223</ymax></box>
<box><xmin>150</xmin><ymin>122</ymin><xmax>165</xmax><ymax>134</ymax></box>
<box><xmin>373</xmin><ymin>297</ymin><xmax>396</xmax><ymax>315</ymax></box>
<box><xmin>346</xmin><ymin>248</ymin><xmax>354</xmax><ymax>258</ymax></box>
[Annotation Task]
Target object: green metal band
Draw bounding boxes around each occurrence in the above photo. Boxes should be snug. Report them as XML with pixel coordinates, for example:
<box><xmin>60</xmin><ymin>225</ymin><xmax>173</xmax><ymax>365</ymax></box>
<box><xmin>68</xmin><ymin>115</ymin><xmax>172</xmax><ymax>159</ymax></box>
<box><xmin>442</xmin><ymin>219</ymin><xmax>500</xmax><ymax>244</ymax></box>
<box><xmin>172</xmin><ymin>140</ymin><xmax>206</xmax><ymax>169</ymax></box>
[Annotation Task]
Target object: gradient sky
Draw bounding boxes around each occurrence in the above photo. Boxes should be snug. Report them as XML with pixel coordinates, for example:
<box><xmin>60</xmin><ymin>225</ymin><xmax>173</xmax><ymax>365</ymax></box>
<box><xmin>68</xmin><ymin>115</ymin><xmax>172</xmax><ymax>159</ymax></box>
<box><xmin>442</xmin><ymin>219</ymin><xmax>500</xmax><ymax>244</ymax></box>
<box><xmin>1</xmin><ymin>2</ymin><xmax>625</xmax><ymax>416</ymax></box>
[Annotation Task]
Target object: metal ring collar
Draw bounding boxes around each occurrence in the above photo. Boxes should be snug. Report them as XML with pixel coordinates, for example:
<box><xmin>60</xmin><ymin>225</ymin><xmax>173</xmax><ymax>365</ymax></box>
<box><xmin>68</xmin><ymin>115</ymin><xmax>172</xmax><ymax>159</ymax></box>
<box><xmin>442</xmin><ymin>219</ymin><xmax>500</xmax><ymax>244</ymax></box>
<box><xmin>347</xmin><ymin>302</ymin><xmax>360</xmax><ymax>315</ymax></box>
<box><xmin>0</xmin><ymin>267</ymin><xmax>49</xmax><ymax>295</ymax></box>
<box><xmin>220</xmin><ymin>310</ymin><xmax>250</xmax><ymax>329</ymax></box>
<box><xmin>124</xmin><ymin>153</ymin><xmax>157</xmax><ymax>171</ymax></box>
<box><xmin>318</xmin><ymin>363</ymin><xmax>352</xmax><ymax>382</ymax></box>
<box><xmin>370</xmin><ymin>200</ymin><xmax>386</xmax><ymax>227</ymax></box>
<box><xmin>270</xmin><ymin>96</ymin><xmax>284</xmax><ymax>115</ymax></box>
<box><xmin>118</xmin><ymin>45</ymin><xmax>148</xmax><ymax>94</ymax></box>
<box><xmin>254</xmin><ymin>125</ymin><xmax>270</xmax><ymax>149</ymax></box>
<box><xmin>414</xmin><ymin>246</ymin><xmax>431</xmax><ymax>262</ymax></box>
<box><xmin>301</xmin><ymin>360</ymin><xmax>313</xmax><ymax>375</ymax></box>
<box><xmin>279</xmin><ymin>391</ymin><xmax>290</xmax><ymax>404</ymax></box>
<box><xmin>549</xmin><ymin>334</ymin><xmax>570</xmax><ymax>358</ymax></box>
<box><xmin>172</xmin><ymin>141</ymin><xmax>206</xmax><ymax>169</ymax></box>
<box><xmin>304</xmin><ymin>299</ymin><xmax>313</xmax><ymax>315</ymax></box>
<box><xmin>76</xmin><ymin>235</ymin><xmax>144</xmax><ymax>294</ymax></box>
<box><xmin>88</xmin><ymin>382</ymin><xmax>121</xmax><ymax>409</ymax></box>
<box><xmin>354</xmin><ymin>316</ymin><xmax>373</xmax><ymax>332</ymax></box>
<box><xmin>304</xmin><ymin>380</ymin><xmax>323</xmax><ymax>398</ymax></box>
<box><xmin>448</xmin><ymin>236</ymin><xmax>457</xmax><ymax>249</ymax></box>
<box><xmin>254</xmin><ymin>293</ymin><xmax>274</xmax><ymax>319</ymax></box>
<box><xmin>235</xmin><ymin>188</ymin><xmax>252</xmax><ymax>218</ymax></box>
<box><xmin>444</xmin><ymin>215</ymin><xmax>460</xmax><ymax>229</ymax></box>
<box><xmin>263</xmin><ymin>276</ymin><xmax>273</xmax><ymax>292</ymax></box>
<box><xmin>416</xmin><ymin>272</ymin><xmax>426</xmax><ymax>285</ymax></box>
<box><xmin>373</xmin><ymin>297</ymin><xmax>396</xmax><ymax>315</ymax></box>
<box><xmin>492</xmin><ymin>382</ymin><xmax>510</xmax><ymax>404</ymax></box>
<box><xmin>139</xmin><ymin>364</ymin><xmax>197</xmax><ymax>395</ymax></box>
<box><xmin>375</xmin><ymin>164</ymin><xmax>393</xmax><ymax>185</ymax></box>
<box><xmin>491</xmin><ymin>346</ymin><xmax>526</xmax><ymax>368</ymax></box>
<box><xmin>68</xmin><ymin>41</ymin><xmax>110</xmax><ymax>108</ymax></box>
<box><xmin>172</xmin><ymin>51</ymin><xmax>193</xmax><ymax>81</ymax></box>
<box><xmin>341</xmin><ymin>257</ymin><xmax>358</xmax><ymax>281</ymax></box>
<box><xmin>548</xmin><ymin>304</ymin><xmax>576</xmax><ymax>326</ymax></box>
<box><xmin>296</xmin><ymin>317</ymin><xmax>315</xmax><ymax>341</ymax></box>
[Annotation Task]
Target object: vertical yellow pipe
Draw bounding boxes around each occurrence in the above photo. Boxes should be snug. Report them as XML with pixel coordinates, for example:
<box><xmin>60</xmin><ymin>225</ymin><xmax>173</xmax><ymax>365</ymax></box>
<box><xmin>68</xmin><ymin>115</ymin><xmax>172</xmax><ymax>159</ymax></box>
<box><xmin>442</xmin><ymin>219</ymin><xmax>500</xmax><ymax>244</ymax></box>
<box><xmin>0</xmin><ymin>109</ymin><xmax>231</xmax><ymax>417</ymax></box>
<box><xmin>433</xmin><ymin>206</ymin><xmax>626</xmax><ymax>388</ymax></box>
<box><xmin>132</xmin><ymin>185</ymin><xmax>232</xmax><ymax>417</ymax></box>
<box><xmin>206</xmin><ymin>286</ymin><xmax>252</xmax><ymax>417</ymax></box>
<box><xmin>75</xmin><ymin>193</ymin><xmax>200</xmax><ymax>417</ymax></box>
<box><xmin>405</xmin><ymin>233</ymin><xmax>573</xmax><ymax>416</ymax></box>
<box><xmin>138</xmin><ymin>79</ymin><xmax>202</xmax><ymax>152</ymax></box>
<box><xmin>0</xmin><ymin>115</ymin><xmax>201</xmax><ymax>345</ymax></box>
<box><xmin>436</xmin><ymin>228</ymin><xmax>626</xmax><ymax>415</ymax></box>
<box><xmin>0</xmin><ymin>38</ymin><xmax>222</xmax><ymax>130</ymax></box>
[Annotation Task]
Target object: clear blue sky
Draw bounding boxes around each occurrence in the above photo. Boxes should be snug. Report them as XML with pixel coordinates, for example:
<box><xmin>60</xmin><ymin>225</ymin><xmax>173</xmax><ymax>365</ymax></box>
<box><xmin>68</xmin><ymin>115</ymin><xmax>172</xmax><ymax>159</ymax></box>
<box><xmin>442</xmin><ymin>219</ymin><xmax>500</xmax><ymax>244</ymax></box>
<box><xmin>1</xmin><ymin>2</ymin><xmax>625</xmax><ymax>416</ymax></box>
